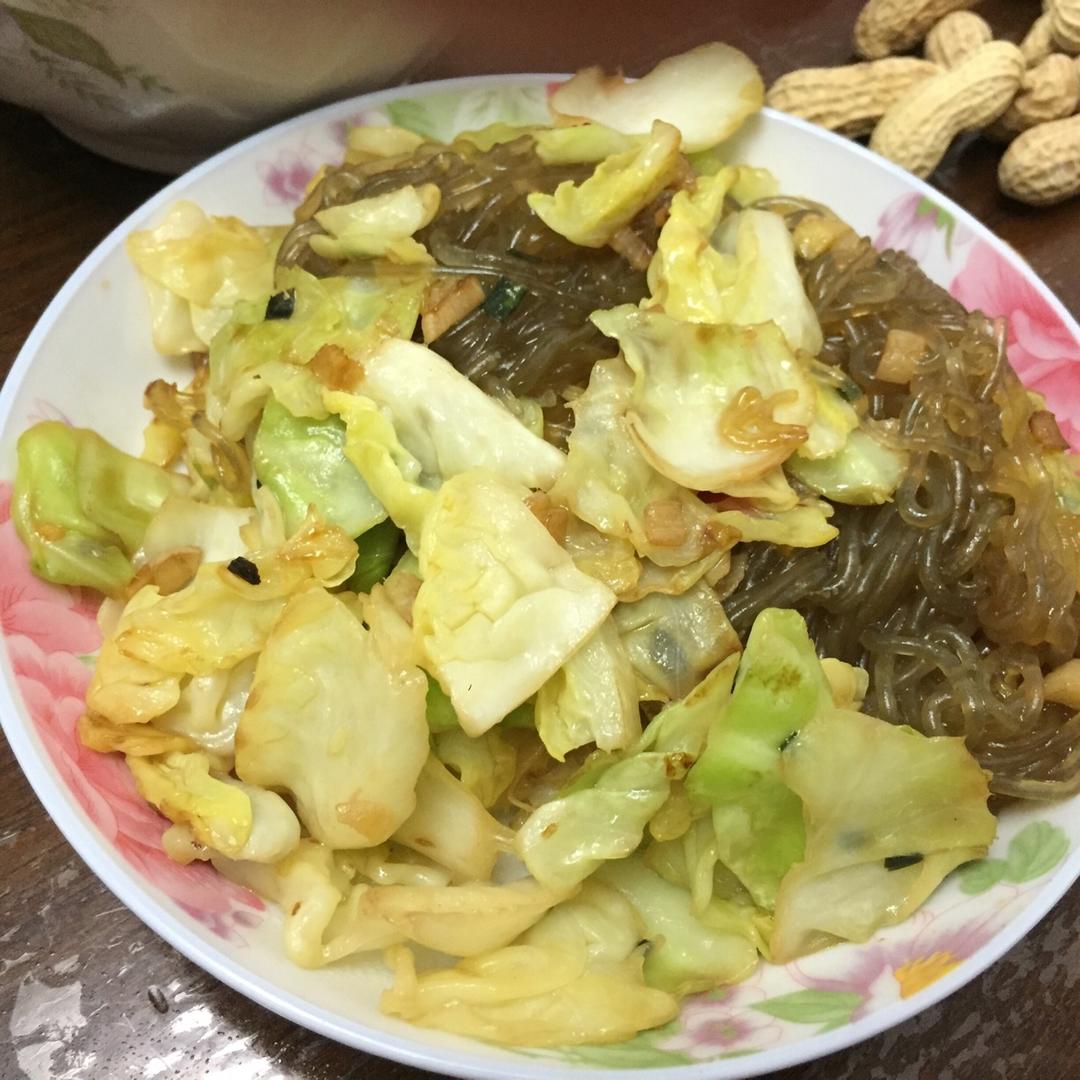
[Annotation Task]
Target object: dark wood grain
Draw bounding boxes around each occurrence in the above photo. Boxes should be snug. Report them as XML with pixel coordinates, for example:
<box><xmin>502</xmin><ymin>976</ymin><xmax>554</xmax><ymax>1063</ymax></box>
<box><xmin>2</xmin><ymin>2</ymin><xmax>1078</xmax><ymax>1077</ymax></box>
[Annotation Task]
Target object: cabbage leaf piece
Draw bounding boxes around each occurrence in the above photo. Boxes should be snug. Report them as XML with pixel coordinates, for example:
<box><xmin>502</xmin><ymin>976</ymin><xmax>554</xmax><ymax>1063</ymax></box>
<box><xmin>356</xmin><ymin>338</ymin><xmax>567</xmax><ymax>492</ymax></box>
<box><xmin>549</xmin><ymin>357</ymin><xmax>737</xmax><ymax>568</ymax></box>
<box><xmin>128</xmin><ymin>750</ymin><xmax>299</xmax><ymax>863</ymax></box>
<box><xmin>550</xmin><ymin>42</ymin><xmax>763</xmax><ymax>153</ymax></box>
<box><xmin>771</xmin><ymin>709</ymin><xmax>995</xmax><ymax>961</ymax></box>
<box><xmin>798</xmin><ymin>371</ymin><xmax>861</xmax><ymax>460</ymax></box>
<box><xmin>526</xmin><ymin>120</ymin><xmax>681</xmax><ymax>248</ymax></box>
<box><xmin>126</xmin><ymin>200</ymin><xmax>286</xmax><ymax>354</ymax></box>
<box><xmin>323</xmin><ymin>390</ymin><xmax>434</xmax><ymax>548</ymax></box>
<box><xmin>253</xmin><ymin>395</ymin><xmax>385</xmax><ymax>537</ymax></box>
<box><xmin>86</xmin><ymin>566</ymin><xmax>299</xmax><ymax>727</ymax></box>
<box><xmin>88</xmin><ymin>516</ymin><xmax>358</xmax><ymax>726</ymax></box>
<box><xmin>137</xmin><ymin>497</ymin><xmax>252</xmax><ymax>566</ymax></box>
<box><xmin>433</xmin><ymin>728</ymin><xmax>517</xmax><ymax>809</ymax></box>
<box><xmin>78</xmin><ymin>715</ymin><xmax>196</xmax><ymax>758</ymax></box>
<box><xmin>359</xmin><ymin>878</ymin><xmax>568</xmax><ymax>957</ymax></box>
<box><xmin>612</xmin><ymin>580</ymin><xmax>741</xmax><ymax>702</ymax></box>
<box><xmin>213</xmin><ymin>839</ymin><xmax>566</xmax><ymax>968</ymax></box>
<box><xmin>208</xmin><ymin>268</ymin><xmax>424</xmax><ymax>440</ymax></box>
<box><xmin>597</xmin><ymin>856</ymin><xmax>759</xmax><ymax>995</ymax></box>
<box><xmin>413</xmin><ymin>471</ymin><xmax>616</xmax><ymax>735</ymax></box>
<box><xmin>14</xmin><ymin>422</ymin><xmax>180</xmax><ymax>596</ymax></box>
<box><xmin>591</xmin><ymin>306</ymin><xmax>815</xmax><ymax>491</ymax></box>
<box><xmin>381</xmin><ymin>881</ymin><xmax>678</xmax><ymax>1047</ymax></box>
<box><xmin>517</xmin><ymin>652</ymin><xmax>741</xmax><ymax>891</ymax></box>
<box><xmin>535</xmin><ymin>618</ymin><xmax>640</xmax><ymax>762</ymax></box>
<box><xmin>710</xmin><ymin>496</ymin><xmax>838</xmax><ymax>548</ymax></box>
<box><xmin>344</xmin><ymin>124</ymin><xmax>424</xmax><ymax>163</ymax></box>
<box><xmin>311</xmin><ymin>184</ymin><xmax>440</xmax><ymax>263</ymax></box>
<box><xmin>647</xmin><ymin>179</ymin><xmax>822</xmax><ymax>358</ymax></box>
<box><xmin>787</xmin><ymin>424</ymin><xmax>908</xmax><ymax>505</ymax></box>
<box><xmin>686</xmin><ymin>608</ymin><xmax>833</xmax><ymax>910</ymax></box>
<box><xmin>642</xmin><ymin>817</ymin><xmax>774</xmax><ymax>945</ymax></box>
<box><xmin>533</xmin><ymin>123</ymin><xmax>644</xmax><ymax>164</ymax></box>
<box><xmin>212</xmin><ymin>840</ymin><xmax>403</xmax><ymax>968</ymax></box>
<box><xmin>392</xmin><ymin>758</ymin><xmax>510</xmax><ymax>882</ymax></box>
<box><xmin>235</xmin><ymin>586</ymin><xmax>428</xmax><ymax>849</ymax></box>
<box><xmin>150</xmin><ymin>656</ymin><xmax>257</xmax><ymax>772</ymax></box>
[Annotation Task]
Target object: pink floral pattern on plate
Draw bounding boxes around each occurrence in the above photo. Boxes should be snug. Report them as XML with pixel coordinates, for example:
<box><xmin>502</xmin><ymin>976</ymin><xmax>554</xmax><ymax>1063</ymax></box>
<box><xmin>0</xmin><ymin>479</ymin><xmax>263</xmax><ymax>940</ymax></box>
<box><xmin>951</xmin><ymin>239</ymin><xmax>1080</xmax><ymax>450</ymax></box>
<box><xmin>876</xmin><ymin>192</ymin><xmax>962</xmax><ymax>262</ymax></box>
<box><xmin>659</xmin><ymin>976</ymin><xmax>784</xmax><ymax>1060</ymax></box>
<box><xmin>257</xmin><ymin>145</ymin><xmax>322</xmax><ymax>207</ymax></box>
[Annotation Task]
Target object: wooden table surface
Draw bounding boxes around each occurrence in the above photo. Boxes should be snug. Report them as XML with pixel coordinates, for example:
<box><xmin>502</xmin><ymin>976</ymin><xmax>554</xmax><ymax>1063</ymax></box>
<box><xmin>3</xmin><ymin>1</ymin><xmax>1079</xmax><ymax>1077</ymax></box>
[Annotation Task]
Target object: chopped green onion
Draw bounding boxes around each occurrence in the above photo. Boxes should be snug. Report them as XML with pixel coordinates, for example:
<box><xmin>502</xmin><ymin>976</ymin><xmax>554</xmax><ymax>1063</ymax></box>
<box><xmin>483</xmin><ymin>277</ymin><xmax>527</xmax><ymax>320</ymax></box>
<box><xmin>343</xmin><ymin>519</ymin><xmax>405</xmax><ymax>594</ymax></box>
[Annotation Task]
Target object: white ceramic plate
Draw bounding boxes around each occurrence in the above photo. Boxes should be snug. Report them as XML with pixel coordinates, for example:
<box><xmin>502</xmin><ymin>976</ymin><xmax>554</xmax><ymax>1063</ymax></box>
<box><xmin>3</xmin><ymin>75</ymin><xmax>1080</xmax><ymax>1079</ymax></box>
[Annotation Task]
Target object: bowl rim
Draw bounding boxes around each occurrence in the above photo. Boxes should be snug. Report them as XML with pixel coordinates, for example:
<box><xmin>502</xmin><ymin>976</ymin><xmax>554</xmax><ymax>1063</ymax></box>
<box><xmin>3</xmin><ymin>70</ymin><xmax>1080</xmax><ymax>1080</ymax></box>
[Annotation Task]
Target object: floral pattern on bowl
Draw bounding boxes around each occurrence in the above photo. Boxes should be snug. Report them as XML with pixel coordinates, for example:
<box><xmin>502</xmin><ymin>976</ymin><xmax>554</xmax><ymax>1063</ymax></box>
<box><xmin>3</xmin><ymin>78</ymin><xmax>1080</xmax><ymax>1078</ymax></box>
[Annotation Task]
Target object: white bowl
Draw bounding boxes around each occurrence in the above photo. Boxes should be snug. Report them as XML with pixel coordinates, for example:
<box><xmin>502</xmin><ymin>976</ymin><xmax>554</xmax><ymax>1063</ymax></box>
<box><xmin>3</xmin><ymin>75</ymin><xmax>1080</xmax><ymax>1079</ymax></box>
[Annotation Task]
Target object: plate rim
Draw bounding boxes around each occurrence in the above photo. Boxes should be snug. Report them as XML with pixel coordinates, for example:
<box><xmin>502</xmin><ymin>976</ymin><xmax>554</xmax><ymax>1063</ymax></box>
<box><xmin>2</xmin><ymin>70</ymin><xmax>1080</xmax><ymax>1080</ymax></box>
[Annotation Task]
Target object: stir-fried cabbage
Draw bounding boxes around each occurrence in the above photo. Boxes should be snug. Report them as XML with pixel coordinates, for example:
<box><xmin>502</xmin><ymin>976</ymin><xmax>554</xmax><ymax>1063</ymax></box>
<box><xmin>598</xmin><ymin>856</ymin><xmax>759</xmax><ymax>994</ymax></box>
<box><xmin>252</xmin><ymin>397</ymin><xmax>385</xmax><ymax>537</ymax></box>
<box><xmin>381</xmin><ymin>882</ymin><xmax>678</xmax><ymax>1046</ymax></box>
<box><xmin>518</xmin><ymin>652</ymin><xmax>740</xmax><ymax>890</ymax></box>
<box><xmin>612</xmin><ymin>580</ymin><xmax>741</xmax><ymax>701</ymax></box>
<box><xmin>647</xmin><ymin>178</ymin><xmax>823</xmax><ymax>358</ymax></box>
<box><xmin>126</xmin><ymin>200</ymin><xmax>286</xmax><ymax>354</ymax></box>
<box><xmin>208</xmin><ymin>269</ymin><xmax>423</xmax><ymax>441</ymax></box>
<box><xmin>235</xmin><ymin>586</ymin><xmax>428</xmax><ymax>848</ymax></box>
<box><xmin>324</xmin><ymin>390</ymin><xmax>434</xmax><ymax>547</ymax></box>
<box><xmin>310</xmin><ymin>184</ymin><xmax>440</xmax><ymax>263</ymax></box>
<box><xmin>535</xmin><ymin>618</ymin><xmax>640</xmax><ymax>762</ymax></box>
<box><xmin>686</xmin><ymin>608</ymin><xmax>830</xmax><ymax>908</ymax></box>
<box><xmin>550</xmin><ymin>41</ymin><xmax>763</xmax><ymax>153</ymax></box>
<box><xmin>393</xmin><ymin>758</ymin><xmax>509</xmax><ymax>881</ymax></box>
<box><xmin>413</xmin><ymin>471</ymin><xmax>616</xmax><ymax>735</ymax></box>
<box><xmin>527</xmin><ymin>121</ymin><xmax>681</xmax><ymax>248</ymax></box>
<box><xmin>355</xmin><ymin>338</ymin><xmax>567</xmax><ymax>491</ymax></box>
<box><xmin>550</xmin><ymin>356</ymin><xmax>737</xmax><ymax>567</ymax></box>
<box><xmin>787</xmin><ymin>424</ymin><xmax>908</xmax><ymax>504</ymax></box>
<box><xmin>128</xmin><ymin>750</ymin><xmax>299</xmax><ymax>862</ymax></box>
<box><xmin>14</xmin><ymin>422</ymin><xmax>181</xmax><ymax>595</ymax></box>
<box><xmin>771</xmin><ymin>709</ymin><xmax>995</xmax><ymax>960</ymax></box>
<box><xmin>592</xmin><ymin>306</ymin><xmax>816</xmax><ymax>491</ymax></box>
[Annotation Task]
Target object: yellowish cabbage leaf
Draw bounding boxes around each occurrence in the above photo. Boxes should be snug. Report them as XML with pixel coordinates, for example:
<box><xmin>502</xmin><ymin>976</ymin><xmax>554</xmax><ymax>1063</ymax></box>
<box><xmin>536</xmin><ymin>618</ymin><xmax>640</xmax><ymax>761</ymax></box>
<box><xmin>413</xmin><ymin>471</ymin><xmax>616</xmax><ymax>735</ymax></box>
<box><xmin>393</xmin><ymin>757</ymin><xmax>510</xmax><ymax>882</ymax></box>
<box><xmin>771</xmin><ymin>710</ymin><xmax>996</xmax><ymax>962</ymax></box>
<box><xmin>381</xmin><ymin>881</ymin><xmax>678</xmax><ymax>1046</ymax></box>
<box><xmin>550</xmin><ymin>357</ymin><xmax>737</xmax><ymax>568</ymax></box>
<box><xmin>126</xmin><ymin>200</ymin><xmax>286</xmax><ymax>354</ymax></box>
<box><xmin>526</xmin><ymin>120</ymin><xmax>681</xmax><ymax>248</ymax></box>
<box><xmin>128</xmin><ymin>750</ymin><xmax>299</xmax><ymax>863</ymax></box>
<box><xmin>648</xmin><ymin>186</ymin><xmax>823</xmax><ymax>357</ymax></box>
<box><xmin>356</xmin><ymin>339</ymin><xmax>567</xmax><ymax>491</ymax></box>
<box><xmin>311</xmin><ymin>184</ymin><xmax>440</xmax><ymax>263</ymax></box>
<box><xmin>591</xmin><ymin>306</ymin><xmax>816</xmax><ymax>492</ymax></box>
<box><xmin>324</xmin><ymin>389</ymin><xmax>435</xmax><ymax>548</ymax></box>
<box><xmin>236</xmin><ymin>586</ymin><xmax>428</xmax><ymax>849</ymax></box>
<box><xmin>432</xmin><ymin>727</ymin><xmax>517</xmax><ymax>809</ymax></box>
<box><xmin>550</xmin><ymin>42</ymin><xmax>763</xmax><ymax>153</ymax></box>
